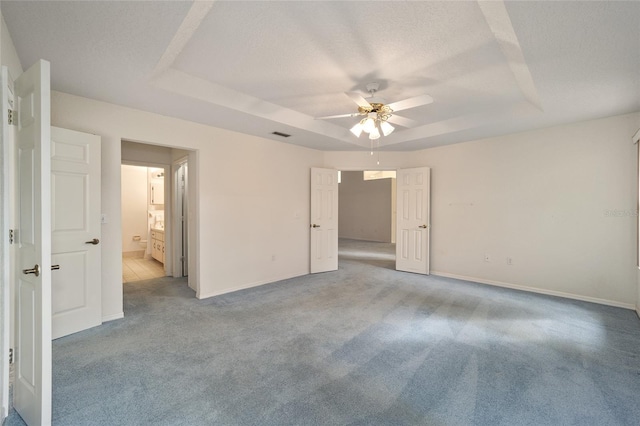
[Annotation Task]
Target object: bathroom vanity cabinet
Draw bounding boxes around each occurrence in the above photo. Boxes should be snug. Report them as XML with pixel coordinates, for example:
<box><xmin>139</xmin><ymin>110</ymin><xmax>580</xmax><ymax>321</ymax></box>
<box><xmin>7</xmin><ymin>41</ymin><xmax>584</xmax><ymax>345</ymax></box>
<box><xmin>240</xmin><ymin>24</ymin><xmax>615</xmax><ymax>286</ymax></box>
<box><xmin>151</xmin><ymin>229</ymin><xmax>165</xmax><ymax>264</ymax></box>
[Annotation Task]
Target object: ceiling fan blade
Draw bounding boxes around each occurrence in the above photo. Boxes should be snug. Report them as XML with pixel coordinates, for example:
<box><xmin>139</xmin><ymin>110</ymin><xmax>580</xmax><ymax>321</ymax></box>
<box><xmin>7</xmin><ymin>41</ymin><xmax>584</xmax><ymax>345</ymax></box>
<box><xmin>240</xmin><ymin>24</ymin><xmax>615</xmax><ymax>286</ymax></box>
<box><xmin>316</xmin><ymin>113</ymin><xmax>359</xmax><ymax>120</ymax></box>
<box><xmin>386</xmin><ymin>94</ymin><xmax>434</xmax><ymax>112</ymax></box>
<box><xmin>345</xmin><ymin>92</ymin><xmax>372</xmax><ymax>109</ymax></box>
<box><xmin>386</xmin><ymin>114</ymin><xmax>419</xmax><ymax>128</ymax></box>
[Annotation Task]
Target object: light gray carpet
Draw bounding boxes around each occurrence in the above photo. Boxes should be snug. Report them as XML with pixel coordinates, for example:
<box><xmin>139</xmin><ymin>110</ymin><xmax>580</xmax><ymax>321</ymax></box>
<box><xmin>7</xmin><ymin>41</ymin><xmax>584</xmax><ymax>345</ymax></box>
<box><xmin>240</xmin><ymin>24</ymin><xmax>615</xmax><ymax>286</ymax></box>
<box><xmin>5</xmin><ymin>239</ymin><xmax>640</xmax><ymax>425</ymax></box>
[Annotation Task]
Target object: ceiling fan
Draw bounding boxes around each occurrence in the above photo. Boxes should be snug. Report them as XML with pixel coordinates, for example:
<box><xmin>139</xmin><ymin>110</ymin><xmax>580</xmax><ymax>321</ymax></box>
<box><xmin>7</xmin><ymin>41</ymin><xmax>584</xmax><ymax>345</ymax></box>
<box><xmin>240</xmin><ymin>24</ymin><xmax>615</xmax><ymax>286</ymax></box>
<box><xmin>316</xmin><ymin>82</ymin><xmax>434</xmax><ymax>140</ymax></box>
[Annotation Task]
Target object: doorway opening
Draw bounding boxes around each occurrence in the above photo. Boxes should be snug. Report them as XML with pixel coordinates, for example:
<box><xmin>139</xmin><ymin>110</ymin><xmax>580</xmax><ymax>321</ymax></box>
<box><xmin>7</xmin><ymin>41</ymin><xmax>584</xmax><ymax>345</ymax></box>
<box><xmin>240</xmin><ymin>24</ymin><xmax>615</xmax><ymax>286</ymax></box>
<box><xmin>121</xmin><ymin>164</ymin><xmax>167</xmax><ymax>282</ymax></box>
<box><xmin>338</xmin><ymin>170</ymin><xmax>397</xmax><ymax>270</ymax></box>
<box><xmin>120</xmin><ymin>140</ymin><xmax>196</xmax><ymax>294</ymax></box>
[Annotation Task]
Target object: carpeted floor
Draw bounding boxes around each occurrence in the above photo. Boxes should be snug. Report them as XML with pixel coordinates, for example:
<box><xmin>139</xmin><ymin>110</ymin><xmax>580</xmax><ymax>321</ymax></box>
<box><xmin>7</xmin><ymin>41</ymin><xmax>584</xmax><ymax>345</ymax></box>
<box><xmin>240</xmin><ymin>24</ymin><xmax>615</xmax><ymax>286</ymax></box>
<box><xmin>5</xmin><ymin>239</ymin><xmax>640</xmax><ymax>425</ymax></box>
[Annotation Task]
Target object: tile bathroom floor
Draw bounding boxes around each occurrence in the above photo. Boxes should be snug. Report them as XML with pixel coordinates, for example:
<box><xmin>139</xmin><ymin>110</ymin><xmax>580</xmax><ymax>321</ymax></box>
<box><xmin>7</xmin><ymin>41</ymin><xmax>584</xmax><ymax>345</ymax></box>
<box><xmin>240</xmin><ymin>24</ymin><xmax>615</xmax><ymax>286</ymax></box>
<box><xmin>122</xmin><ymin>256</ymin><xmax>165</xmax><ymax>282</ymax></box>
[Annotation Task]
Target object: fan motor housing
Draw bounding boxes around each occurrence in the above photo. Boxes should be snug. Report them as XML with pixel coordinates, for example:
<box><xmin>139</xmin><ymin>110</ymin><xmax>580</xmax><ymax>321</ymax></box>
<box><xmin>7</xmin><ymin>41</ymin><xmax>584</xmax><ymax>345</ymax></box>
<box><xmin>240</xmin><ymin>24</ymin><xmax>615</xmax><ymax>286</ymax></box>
<box><xmin>358</xmin><ymin>103</ymin><xmax>386</xmax><ymax>114</ymax></box>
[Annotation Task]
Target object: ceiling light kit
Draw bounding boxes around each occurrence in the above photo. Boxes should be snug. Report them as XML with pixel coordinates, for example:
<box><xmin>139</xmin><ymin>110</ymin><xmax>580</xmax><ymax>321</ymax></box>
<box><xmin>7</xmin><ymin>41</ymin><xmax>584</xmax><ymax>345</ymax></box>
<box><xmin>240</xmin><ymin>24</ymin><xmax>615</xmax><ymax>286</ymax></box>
<box><xmin>348</xmin><ymin>83</ymin><xmax>396</xmax><ymax>141</ymax></box>
<box><xmin>316</xmin><ymin>82</ymin><xmax>434</xmax><ymax>152</ymax></box>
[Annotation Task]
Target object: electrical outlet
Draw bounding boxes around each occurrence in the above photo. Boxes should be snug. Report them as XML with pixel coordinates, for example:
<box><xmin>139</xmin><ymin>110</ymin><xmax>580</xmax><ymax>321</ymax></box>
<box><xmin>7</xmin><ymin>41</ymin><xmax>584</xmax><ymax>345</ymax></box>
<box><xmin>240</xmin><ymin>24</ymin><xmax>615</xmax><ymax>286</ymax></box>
<box><xmin>484</xmin><ymin>253</ymin><xmax>490</xmax><ymax>262</ymax></box>
<box><xmin>507</xmin><ymin>257</ymin><xmax>513</xmax><ymax>265</ymax></box>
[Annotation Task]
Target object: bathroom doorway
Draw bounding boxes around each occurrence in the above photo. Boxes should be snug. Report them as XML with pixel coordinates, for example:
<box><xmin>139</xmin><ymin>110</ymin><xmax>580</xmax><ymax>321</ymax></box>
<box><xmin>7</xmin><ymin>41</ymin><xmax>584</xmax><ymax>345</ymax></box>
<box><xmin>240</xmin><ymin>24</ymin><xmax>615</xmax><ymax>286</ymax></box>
<box><xmin>121</xmin><ymin>164</ymin><xmax>167</xmax><ymax>282</ymax></box>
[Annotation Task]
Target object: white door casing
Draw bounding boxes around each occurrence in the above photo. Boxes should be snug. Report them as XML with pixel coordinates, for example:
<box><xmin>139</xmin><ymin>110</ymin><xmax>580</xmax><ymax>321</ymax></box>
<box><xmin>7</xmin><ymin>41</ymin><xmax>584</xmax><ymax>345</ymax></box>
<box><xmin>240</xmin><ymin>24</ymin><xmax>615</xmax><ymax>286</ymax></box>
<box><xmin>14</xmin><ymin>60</ymin><xmax>52</xmax><ymax>426</ymax></box>
<box><xmin>396</xmin><ymin>167</ymin><xmax>430</xmax><ymax>275</ymax></box>
<box><xmin>310</xmin><ymin>167</ymin><xmax>338</xmax><ymax>273</ymax></box>
<box><xmin>51</xmin><ymin>127</ymin><xmax>101</xmax><ymax>339</ymax></box>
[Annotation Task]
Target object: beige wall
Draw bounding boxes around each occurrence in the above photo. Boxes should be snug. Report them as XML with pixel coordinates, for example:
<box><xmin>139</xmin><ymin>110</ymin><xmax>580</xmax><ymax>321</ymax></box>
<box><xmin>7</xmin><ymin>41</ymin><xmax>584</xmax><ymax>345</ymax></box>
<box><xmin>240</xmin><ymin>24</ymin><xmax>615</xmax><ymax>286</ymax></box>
<box><xmin>41</xmin><ymin>92</ymin><xmax>640</xmax><ymax>316</ymax></box>
<box><xmin>1</xmin><ymin>13</ymin><xmax>21</xmax><ymax>82</ymax></box>
<box><xmin>122</xmin><ymin>140</ymin><xmax>172</xmax><ymax>166</ymax></box>
<box><xmin>51</xmin><ymin>91</ymin><xmax>324</xmax><ymax>320</ymax></box>
<box><xmin>339</xmin><ymin>171</ymin><xmax>393</xmax><ymax>243</ymax></box>
<box><xmin>326</xmin><ymin>112</ymin><xmax>640</xmax><ymax>308</ymax></box>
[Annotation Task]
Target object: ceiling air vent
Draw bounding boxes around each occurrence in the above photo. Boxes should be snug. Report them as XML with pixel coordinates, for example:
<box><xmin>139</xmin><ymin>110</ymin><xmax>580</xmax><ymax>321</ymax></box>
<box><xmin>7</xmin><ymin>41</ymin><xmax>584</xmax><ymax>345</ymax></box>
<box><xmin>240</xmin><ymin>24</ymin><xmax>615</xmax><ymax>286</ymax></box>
<box><xmin>271</xmin><ymin>131</ymin><xmax>291</xmax><ymax>138</ymax></box>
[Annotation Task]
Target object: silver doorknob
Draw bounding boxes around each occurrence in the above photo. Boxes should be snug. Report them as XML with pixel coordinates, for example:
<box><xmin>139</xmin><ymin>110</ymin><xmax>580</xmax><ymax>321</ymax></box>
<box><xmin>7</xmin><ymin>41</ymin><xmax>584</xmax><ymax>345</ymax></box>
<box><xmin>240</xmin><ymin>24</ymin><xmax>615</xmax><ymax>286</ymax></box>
<box><xmin>23</xmin><ymin>264</ymin><xmax>40</xmax><ymax>277</ymax></box>
<box><xmin>85</xmin><ymin>238</ymin><xmax>100</xmax><ymax>245</ymax></box>
<box><xmin>419</xmin><ymin>224</ymin><xmax>428</xmax><ymax>229</ymax></box>
<box><xmin>311</xmin><ymin>224</ymin><xmax>320</xmax><ymax>228</ymax></box>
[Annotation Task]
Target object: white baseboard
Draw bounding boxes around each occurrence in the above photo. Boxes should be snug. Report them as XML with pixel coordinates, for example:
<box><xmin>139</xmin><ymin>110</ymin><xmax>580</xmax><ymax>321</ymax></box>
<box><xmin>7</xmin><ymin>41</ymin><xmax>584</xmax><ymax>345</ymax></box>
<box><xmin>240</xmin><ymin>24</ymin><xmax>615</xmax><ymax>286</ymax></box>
<box><xmin>430</xmin><ymin>271</ymin><xmax>636</xmax><ymax>310</ymax></box>
<box><xmin>102</xmin><ymin>312</ymin><xmax>124</xmax><ymax>322</ymax></box>
<box><xmin>194</xmin><ymin>267</ymin><xmax>636</xmax><ymax>311</ymax></box>
<box><xmin>197</xmin><ymin>270</ymin><xmax>308</xmax><ymax>300</ymax></box>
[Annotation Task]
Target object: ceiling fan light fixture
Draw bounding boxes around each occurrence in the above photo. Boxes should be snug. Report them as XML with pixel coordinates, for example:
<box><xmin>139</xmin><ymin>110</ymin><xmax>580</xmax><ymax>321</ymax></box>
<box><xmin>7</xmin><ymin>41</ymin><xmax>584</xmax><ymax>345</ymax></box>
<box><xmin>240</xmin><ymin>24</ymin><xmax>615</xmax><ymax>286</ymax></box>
<box><xmin>362</xmin><ymin>116</ymin><xmax>376</xmax><ymax>133</ymax></box>
<box><xmin>350</xmin><ymin>122</ymin><xmax>364</xmax><ymax>137</ymax></box>
<box><xmin>380</xmin><ymin>121</ymin><xmax>395</xmax><ymax>136</ymax></box>
<box><xmin>369</xmin><ymin>127</ymin><xmax>381</xmax><ymax>140</ymax></box>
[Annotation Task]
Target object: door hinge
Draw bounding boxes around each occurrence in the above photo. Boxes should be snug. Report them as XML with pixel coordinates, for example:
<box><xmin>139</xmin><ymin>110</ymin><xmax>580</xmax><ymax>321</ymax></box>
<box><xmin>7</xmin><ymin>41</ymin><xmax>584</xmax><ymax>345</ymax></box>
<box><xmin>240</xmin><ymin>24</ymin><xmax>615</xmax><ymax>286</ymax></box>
<box><xmin>9</xmin><ymin>348</ymin><xmax>13</xmax><ymax>364</ymax></box>
<box><xmin>9</xmin><ymin>229</ymin><xmax>15</xmax><ymax>244</ymax></box>
<box><xmin>8</xmin><ymin>108</ymin><xmax>15</xmax><ymax>125</ymax></box>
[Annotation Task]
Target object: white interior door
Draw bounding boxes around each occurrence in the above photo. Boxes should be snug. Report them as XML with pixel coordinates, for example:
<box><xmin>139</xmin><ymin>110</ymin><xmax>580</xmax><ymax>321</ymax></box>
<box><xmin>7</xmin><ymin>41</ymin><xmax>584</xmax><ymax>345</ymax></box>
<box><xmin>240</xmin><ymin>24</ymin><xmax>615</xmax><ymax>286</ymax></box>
<box><xmin>14</xmin><ymin>60</ymin><xmax>52</xmax><ymax>426</ymax></box>
<box><xmin>0</xmin><ymin>66</ymin><xmax>10</xmax><ymax>423</ymax></box>
<box><xmin>396</xmin><ymin>167</ymin><xmax>430</xmax><ymax>275</ymax></box>
<box><xmin>180</xmin><ymin>162</ymin><xmax>188</xmax><ymax>277</ymax></box>
<box><xmin>51</xmin><ymin>127</ymin><xmax>101</xmax><ymax>339</ymax></box>
<box><xmin>310</xmin><ymin>167</ymin><xmax>338</xmax><ymax>273</ymax></box>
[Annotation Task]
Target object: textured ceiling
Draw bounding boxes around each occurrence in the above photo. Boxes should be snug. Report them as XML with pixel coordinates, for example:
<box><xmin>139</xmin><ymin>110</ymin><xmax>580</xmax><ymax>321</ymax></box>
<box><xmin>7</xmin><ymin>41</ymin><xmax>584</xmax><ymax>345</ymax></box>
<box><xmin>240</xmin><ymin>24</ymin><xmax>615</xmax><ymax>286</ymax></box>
<box><xmin>2</xmin><ymin>1</ymin><xmax>639</xmax><ymax>151</ymax></box>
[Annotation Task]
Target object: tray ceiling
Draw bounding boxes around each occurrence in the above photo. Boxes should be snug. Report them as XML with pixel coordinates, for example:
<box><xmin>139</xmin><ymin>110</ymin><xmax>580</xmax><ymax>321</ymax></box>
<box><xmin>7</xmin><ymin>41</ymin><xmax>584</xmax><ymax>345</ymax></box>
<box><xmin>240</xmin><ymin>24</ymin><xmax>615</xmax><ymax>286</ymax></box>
<box><xmin>2</xmin><ymin>1</ymin><xmax>639</xmax><ymax>151</ymax></box>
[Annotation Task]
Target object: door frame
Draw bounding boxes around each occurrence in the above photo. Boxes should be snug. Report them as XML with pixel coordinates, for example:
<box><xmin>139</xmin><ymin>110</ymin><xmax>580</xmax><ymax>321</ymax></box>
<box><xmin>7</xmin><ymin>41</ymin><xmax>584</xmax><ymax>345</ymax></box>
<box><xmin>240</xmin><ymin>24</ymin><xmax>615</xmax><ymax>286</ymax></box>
<box><xmin>120</xmin><ymin>142</ymin><xmax>199</xmax><ymax>298</ymax></box>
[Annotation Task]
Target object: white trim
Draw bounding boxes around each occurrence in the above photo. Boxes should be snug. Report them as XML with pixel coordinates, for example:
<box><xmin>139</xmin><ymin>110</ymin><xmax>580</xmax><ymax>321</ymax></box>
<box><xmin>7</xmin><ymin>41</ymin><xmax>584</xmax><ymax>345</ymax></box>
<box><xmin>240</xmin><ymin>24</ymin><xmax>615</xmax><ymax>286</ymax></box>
<box><xmin>633</xmin><ymin>127</ymin><xmax>640</xmax><ymax>144</ymax></box>
<box><xmin>431</xmin><ymin>271</ymin><xmax>636</xmax><ymax>310</ymax></box>
<box><xmin>101</xmin><ymin>312</ymin><xmax>124</xmax><ymax>323</ymax></box>
<box><xmin>197</xmin><ymin>270</ymin><xmax>308</xmax><ymax>300</ymax></box>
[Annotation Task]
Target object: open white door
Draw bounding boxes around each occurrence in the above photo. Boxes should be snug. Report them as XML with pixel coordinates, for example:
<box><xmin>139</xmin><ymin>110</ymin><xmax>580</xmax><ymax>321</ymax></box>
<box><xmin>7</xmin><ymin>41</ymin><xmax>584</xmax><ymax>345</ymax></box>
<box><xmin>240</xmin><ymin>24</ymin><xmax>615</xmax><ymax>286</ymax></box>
<box><xmin>396</xmin><ymin>167</ymin><xmax>430</xmax><ymax>275</ymax></box>
<box><xmin>14</xmin><ymin>60</ymin><xmax>52</xmax><ymax>426</ymax></box>
<box><xmin>51</xmin><ymin>127</ymin><xmax>101</xmax><ymax>339</ymax></box>
<box><xmin>173</xmin><ymin>159</ymin><xmax>188</xmax><ymax>278</ymax></box>
<box><xmin>310</xmin><ymin>167</ymin><xmax>338</xmax><ymax>273</ymax></box>
<box><xmin>0</xmin><ymin>67</ymin><xmax>11</xmax><ymax>422</ymax></box>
